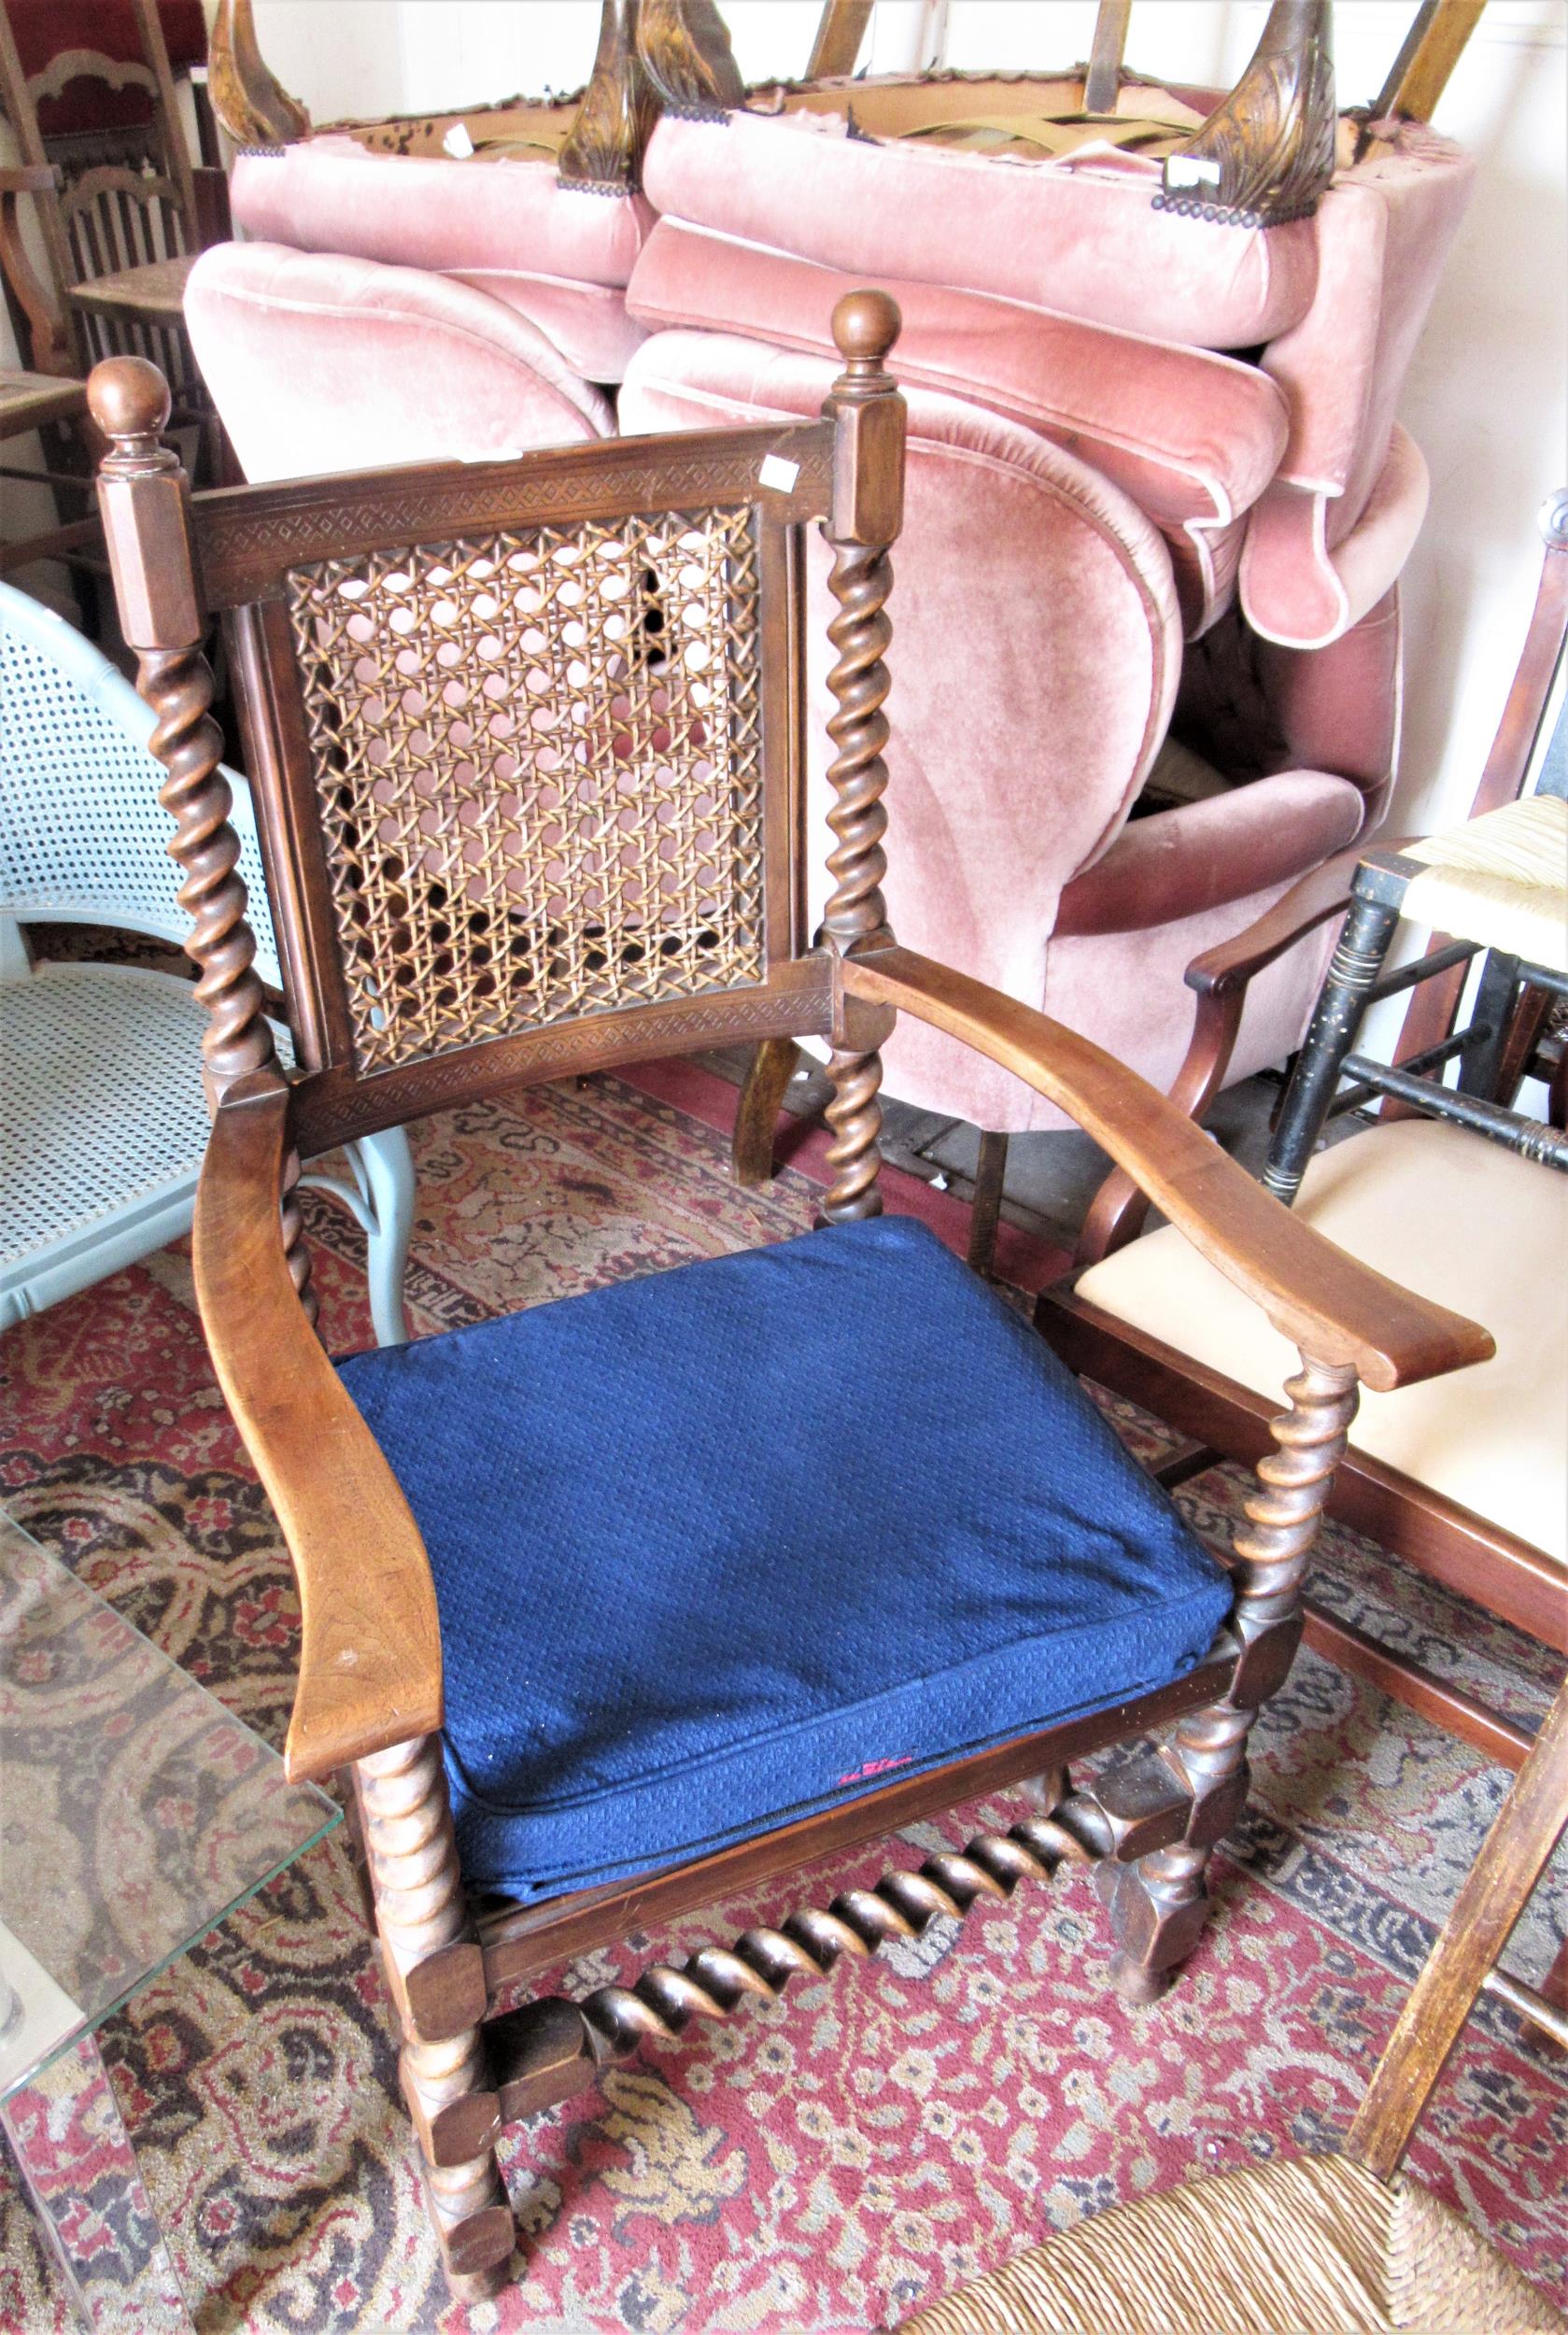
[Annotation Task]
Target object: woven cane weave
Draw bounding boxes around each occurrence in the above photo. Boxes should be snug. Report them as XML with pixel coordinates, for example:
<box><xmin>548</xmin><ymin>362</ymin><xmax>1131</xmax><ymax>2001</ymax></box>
<box><xmin>898</xmin><ymin>2153</ymin><xmax>1564</xmax><ymax>2335</ymax></box>
<box><xmin>1403</xmin><ymin>794</ymin><xmax>1568</xmax><ymax>974</ymax></box>
<box><xmin>285</xmin><ymin>505</ymin><xmax>768</xmax><ymax>1074</ymax></box>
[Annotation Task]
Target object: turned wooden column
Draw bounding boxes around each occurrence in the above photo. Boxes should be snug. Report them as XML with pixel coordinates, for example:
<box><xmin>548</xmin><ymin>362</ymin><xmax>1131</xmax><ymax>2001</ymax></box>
<box><xmin>355</xmin><ymin>1736</ymin><xmax>513</xmax><ymax>2294</ymax></box>
<box><xmin>818</xmin><ymin>290</ymin><xmax>906</xmax><ymax>1226</ymax></box>
<box><xmin>1102</xmin><ymin>1351</ymin><xmax>1359</xmax><ymax>2001</ymax></box>
<box><xmin>89</xmin><ymin>354</ymin><xmax>317</xmax><ymax>1320</ymax></box>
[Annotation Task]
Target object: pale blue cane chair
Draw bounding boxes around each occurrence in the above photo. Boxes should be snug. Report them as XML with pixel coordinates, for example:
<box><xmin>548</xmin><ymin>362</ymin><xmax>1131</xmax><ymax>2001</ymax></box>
<box><xmin>0</xmin><ymin>581</ymin><xmax>414</xmax><ymax>1342</ymax></box>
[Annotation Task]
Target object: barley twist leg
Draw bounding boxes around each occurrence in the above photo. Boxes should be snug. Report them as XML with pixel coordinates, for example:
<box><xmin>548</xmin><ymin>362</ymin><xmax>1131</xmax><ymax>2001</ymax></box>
<box><xmin>1104</xmin><ymin>1354</ymin><xmax>1359</xmax><ymax>2002</ymax></box>
<box><xmin>355</xmin><ymin>1736</ymin><xmax>512</xmax><ymax>2296</ymax></box>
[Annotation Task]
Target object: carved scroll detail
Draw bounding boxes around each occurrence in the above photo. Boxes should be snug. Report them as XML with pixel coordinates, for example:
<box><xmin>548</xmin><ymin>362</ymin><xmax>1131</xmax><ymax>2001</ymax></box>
<box><xmin>636</xmin><ymin>0</ymin><xmax>745</xmax><ymax>122</ymax></box>
<box><xmin>207</xmin><ymin>0</ymin><xmax>310</xmax><ymax>148</ymax></box>
<box><xmin>558</xmin><ymin>0</ymin><xmax>656</xmax><ymax>193</ymax></box>
<box><xmin>1158</xmin><ymin>0</ymin><xmax>1335</xmax><ymax>228</ymax></box>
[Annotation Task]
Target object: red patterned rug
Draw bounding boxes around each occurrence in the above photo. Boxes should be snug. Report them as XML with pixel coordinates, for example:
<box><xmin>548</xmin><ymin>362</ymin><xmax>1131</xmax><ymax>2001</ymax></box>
<box><xmin>2</xmin><ymin>1063</ymin><xmax>1564</xmax><ymax>2334</ymax></box>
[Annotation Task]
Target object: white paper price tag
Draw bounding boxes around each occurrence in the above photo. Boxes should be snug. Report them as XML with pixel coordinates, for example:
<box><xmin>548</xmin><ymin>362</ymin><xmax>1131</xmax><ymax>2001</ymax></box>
<box><xmin>443</xmin><ymin>122</ymin><xmax>475</xmax><ymax>158</ymax></box>
<box><xmin>758</xmin><ymin>454</ymin><xmax>800</xmax><ymax>494</ymax></box>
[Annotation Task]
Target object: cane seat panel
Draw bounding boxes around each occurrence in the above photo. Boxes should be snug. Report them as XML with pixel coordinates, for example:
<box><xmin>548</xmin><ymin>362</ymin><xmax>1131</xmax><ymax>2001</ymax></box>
<box><xmin>338</xmin><ymin>1216</ymin><xmax>1231</xmax><ymax>1902</ymax></box>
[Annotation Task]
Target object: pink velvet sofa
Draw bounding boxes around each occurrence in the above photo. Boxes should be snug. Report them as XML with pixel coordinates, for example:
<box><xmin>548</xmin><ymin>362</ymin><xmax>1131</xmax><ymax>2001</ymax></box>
<box><xmin>184</xmin><ymin>134</ymin><xmax>652</xmax><ymax>474</ymax></box>
<box><xmin>179</xmin><ymin>57</ymin><xmax>1472</xmax><ymax>1143</ymax></box>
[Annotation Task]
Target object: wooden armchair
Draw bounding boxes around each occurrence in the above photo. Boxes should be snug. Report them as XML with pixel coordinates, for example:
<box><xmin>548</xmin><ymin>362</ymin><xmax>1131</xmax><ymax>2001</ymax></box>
<box><xmin>1041</xmin><ymin>496</ymin><xmax>1568</xmax><ymax>1781</ymax></box>
<box><xmin>88</xmin><ymin>295</ymin><xmax>1487</xmax><ymax>2301</ymax></box>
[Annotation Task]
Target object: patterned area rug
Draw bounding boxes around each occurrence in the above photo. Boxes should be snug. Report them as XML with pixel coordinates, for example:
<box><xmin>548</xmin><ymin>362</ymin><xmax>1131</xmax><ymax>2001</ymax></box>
<box><xmin>2</xmin><ymin>1063</ymin><xmax>1564</xmax><ymax>2334</ymax></box>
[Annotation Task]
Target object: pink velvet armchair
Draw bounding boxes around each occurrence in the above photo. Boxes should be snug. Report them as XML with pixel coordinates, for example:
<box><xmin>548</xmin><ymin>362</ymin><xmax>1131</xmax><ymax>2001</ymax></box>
<box><xmin>183</xmin><ymin>0</ymin><xmax>1476</xmax><ymax>1253</ymax></box>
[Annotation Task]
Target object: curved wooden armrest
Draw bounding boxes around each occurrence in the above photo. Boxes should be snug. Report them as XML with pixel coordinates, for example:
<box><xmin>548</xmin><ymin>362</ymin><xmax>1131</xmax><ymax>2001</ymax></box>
<box><xmin>193</xmin><ymin>1079</ymin><xmax>441</xmax><ymax>1782</ymax></box>
<box><xmin>840</xmin><ymin>947</ymin><xmax>1492</xmax><ymax>1394</ymax></box>
<box><xmin>1183</xmin><ymin>840</ymin><xmax>1408</xmax><ymax>999</ymax></box>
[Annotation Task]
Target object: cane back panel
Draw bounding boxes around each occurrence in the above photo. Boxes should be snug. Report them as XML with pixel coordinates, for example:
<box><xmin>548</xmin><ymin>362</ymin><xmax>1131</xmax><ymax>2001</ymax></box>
<box><xmin>192</xmin><ymin>427</ymin><xmax>838</xmax><ymax>1151</ymax></box>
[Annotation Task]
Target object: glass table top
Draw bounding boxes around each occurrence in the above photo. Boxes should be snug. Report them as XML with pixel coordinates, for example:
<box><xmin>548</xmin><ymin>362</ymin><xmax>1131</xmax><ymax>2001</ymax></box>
<box><xmin>0</xmin><ymin>1509</ymin><xmax>340</xmax><ymax>2101</ymax></box>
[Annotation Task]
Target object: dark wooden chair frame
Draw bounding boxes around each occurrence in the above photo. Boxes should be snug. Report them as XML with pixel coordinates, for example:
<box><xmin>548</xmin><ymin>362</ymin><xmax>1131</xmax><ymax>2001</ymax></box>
<box><xmin>88</xmin><ymin>297</ymin><xmax>1485</xmax><ymax>2299</ymax></box>
<box><xmin>1041</xmin><ymin>492</ymin><xmax>1568</xmax><ymax>1790</ymax></box>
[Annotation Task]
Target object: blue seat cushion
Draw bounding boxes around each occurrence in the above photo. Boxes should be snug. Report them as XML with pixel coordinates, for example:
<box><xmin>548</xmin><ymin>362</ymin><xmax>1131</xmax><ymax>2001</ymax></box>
<box><xmin>339</xmin><ymin>1217</ymin><xmax>1230</xmax><ymax>1903</ymax></box>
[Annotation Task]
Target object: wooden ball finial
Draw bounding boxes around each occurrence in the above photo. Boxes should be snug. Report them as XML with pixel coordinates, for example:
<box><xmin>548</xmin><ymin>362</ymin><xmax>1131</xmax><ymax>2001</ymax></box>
<box><xmin>831</xmin><ymin>290</ymin><xmax>900</xmax><ymax>372</ymax></box>
<box><xmin>88</xmin><ymin>356</ymin><xmax>171</xmax><ymax>446</ymax></box>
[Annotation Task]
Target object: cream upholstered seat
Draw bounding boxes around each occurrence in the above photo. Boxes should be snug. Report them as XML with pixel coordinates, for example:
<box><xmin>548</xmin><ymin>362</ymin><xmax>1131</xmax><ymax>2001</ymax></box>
<box><xmin>1073</xmin><ymin>1116</ymin><xmax>1567</xmax><ymax>1562</ymax></box>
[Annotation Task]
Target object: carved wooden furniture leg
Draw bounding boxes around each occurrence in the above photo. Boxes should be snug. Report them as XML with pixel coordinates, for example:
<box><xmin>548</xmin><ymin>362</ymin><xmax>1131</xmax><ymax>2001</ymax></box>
<box><xmin>1100</xmin><ymin>1354</ymin><xmax>1359</xmax><ymax>2002</ymax></box>
<box><xmin>1160</xmin><ymin>0</ymin><xmax>1335</xmax><ymax>228</ymax></box>
<box><xmin>207</xmin><ymin>0</ymin><xmax>311</xmax><ymax>147</ymax></box>
<box><xmin>816</xmin><ymin>296</ymin><xmax>902</xmax><ymax>1226</ymax></box>
<box><xmin>558</xmin><ymin>0</ymin><xmax>657</xmax><ymax>193</ymax></box>
<box><xmin>1367</xmin><ymin>0</ymin><xmax>1486</xmax><ymax>132</ymax></box>
<box><xmin>636</xmin><ymin>0</ymin><xmax>746</xmax><ymax>120</ymax></box>
<box><xmin>732</xmin><ymin>1035</ymin><xmax>801</xmax><ymax>1186</ymax></box>
<box><xmin>966</xmin><ymin>1129</ymin><xmax>1009</xmax><ymax>1276</ymax></box>
<box><xmin>1082</xmin><ymin>0</ymin><xmax>1132</xmax><ymax>113</ymax></box>
<box><xmin>354</xmin><ymin>1737</ymin><xmax>513</xmax><ymax>2295</ymax></box>
<box><xmin>806</xmin><ymin>0</ymin><xmax>875</xmax><ymax>82</ymax></box>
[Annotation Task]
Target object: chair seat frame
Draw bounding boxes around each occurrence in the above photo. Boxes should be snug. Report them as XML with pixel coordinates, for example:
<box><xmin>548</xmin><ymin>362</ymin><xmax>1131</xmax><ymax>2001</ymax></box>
<box><xmin>88</xmin><ymin>305</ymin><xmax>1486</xmax><ymax>2300</ymax></box>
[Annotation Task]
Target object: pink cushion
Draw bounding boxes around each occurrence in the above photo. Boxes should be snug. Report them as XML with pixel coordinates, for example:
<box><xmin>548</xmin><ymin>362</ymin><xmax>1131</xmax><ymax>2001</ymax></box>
<box><xmin>626</xmin><ymin>220</ymin><xmax>1288</xmax><ymax>639</ymax></box>
<box><xmin>231</xmin><ymin>141</ymin><xmax>655</xmax><ymax>382</ymax></box>
<box><xmin>1037</xmin><ymin>878</ymin><xmax>1340</xmax><ymax>1137</ymax></box>
<box><xmin>185</xmin><ymin>242</ymin><xmax>613</xmax><ymax>484</ymax></box>
<box><xmin>643</xmin><ymin>107</ymin><xmax>1320</xmax><ymax>349</ymax></box>
<box><xmin>1054</xmin><ymin>770</ymin><xmax>1367</xmax><ymax>936</ymax></box>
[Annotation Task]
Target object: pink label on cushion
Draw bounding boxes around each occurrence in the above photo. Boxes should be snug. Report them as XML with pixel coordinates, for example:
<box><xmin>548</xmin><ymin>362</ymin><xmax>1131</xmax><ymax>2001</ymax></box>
<box><xmin>838</xmin><ymin>1755</ymin><xmax>913</xmax><ymax>1786</ymax></box>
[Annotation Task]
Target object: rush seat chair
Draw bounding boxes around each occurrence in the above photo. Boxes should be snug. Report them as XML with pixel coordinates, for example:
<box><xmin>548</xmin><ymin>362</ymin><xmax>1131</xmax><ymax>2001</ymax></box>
<box><xmin>903</xmin><ymin>1671</ymin><xmax>1568</xmax><ymax>2335</ymax></box>
<box><xmin>87</xmin><ymin>300</ymin><xmax>1487</xmax><ymax>2299</ymax></box>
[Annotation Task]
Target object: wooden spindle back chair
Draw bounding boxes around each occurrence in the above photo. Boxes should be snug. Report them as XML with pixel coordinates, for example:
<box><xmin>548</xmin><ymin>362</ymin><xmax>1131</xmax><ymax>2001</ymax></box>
<box><xmin>0</xmin><ymin>0</ymin><xmax>220</xmax><ymax>463</ymax></box>
<box><xmin>87</xmin><ymin>297</ymin><xmax>1489</xmax><ymax>2300</ymax></box>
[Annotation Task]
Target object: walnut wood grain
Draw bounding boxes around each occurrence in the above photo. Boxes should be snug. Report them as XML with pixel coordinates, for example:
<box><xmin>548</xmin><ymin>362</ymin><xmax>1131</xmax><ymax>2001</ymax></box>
<box><xmin>69</xmin><ymin>251</ymin><xmax>195</xmax><ymax>324</ymax></box>
<box><xmin>0</xmin><ymin>368</ymin><xmax>85</xmax><ymax>436</ymax></box>
<box><xmin>1346</xmin><ymin>1677</ymin><xmax>1568</xmax><ymax>2179</ymax></box>
<box><xmin>1369</xmin><ymin>0</ymin><xmax>1485</xmax><ymax>127</ymax></box>
<box><xmin>840</xmin><ymin>945</ymin><xmax>1491</xmax><ymax>1393</ymax></box>
<box><xmin>192</xmin><ymin>1081</ymin><xmax>442</xmax><ymax>1781</ymax></box>
<box><xmin>806</xmin><ymin>0</ymin><xmax>874</xmax><ymax>82</ymax></box>
<box><xmin>207</xmin><ymin>0</ymin><xmax>311</xmax><ymax>147</ymax></box>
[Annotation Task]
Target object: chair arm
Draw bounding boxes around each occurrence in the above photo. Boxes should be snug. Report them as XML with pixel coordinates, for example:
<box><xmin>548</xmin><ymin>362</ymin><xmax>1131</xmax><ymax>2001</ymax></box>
<box><xmin>839</xmin><ymin>947</ymin><xmax>1492</xmax><ymax>1394</ymax></box>
<box><xmin>192</xmin><ymin>1078</ymin><xmax>441</xmax><ymax>1783</ymax></box>
<box><xmin>1182</xmin><ymin>840</ymin><xmax>1406</xmax><ymax>999</ymax></box>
